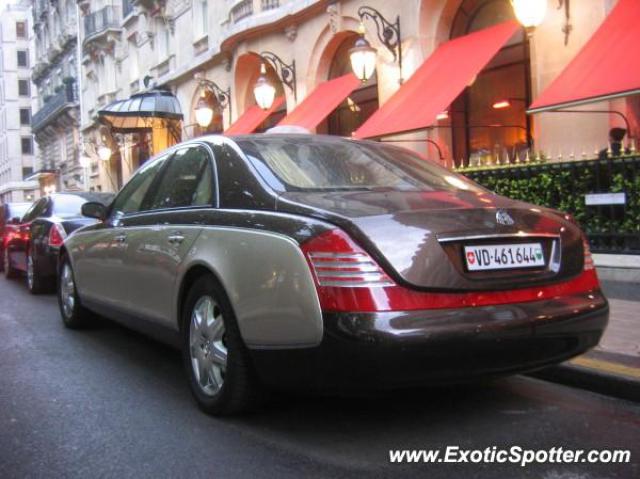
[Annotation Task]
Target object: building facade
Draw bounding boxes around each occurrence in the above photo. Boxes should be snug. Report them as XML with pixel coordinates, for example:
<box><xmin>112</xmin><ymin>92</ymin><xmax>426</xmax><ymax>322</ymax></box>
<box><xmin>0</xmin><ymin>0</ymin><xmax>39</xmax><ymax>203</ymax></box>
<box><xmin>30</xmin><ymin>0</ymin><xmax>81</xmax><ymax>194</ymax></box>
<box><xmin>76</xmin><ymin>0</ymin><xmax>637</xmax><ymax>192</ymax></box>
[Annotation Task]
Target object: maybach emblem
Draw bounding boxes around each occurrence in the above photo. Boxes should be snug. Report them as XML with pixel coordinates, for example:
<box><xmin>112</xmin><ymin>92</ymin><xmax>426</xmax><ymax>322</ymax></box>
<box><xmin>495</xmin><ymin>210</ymin><xmax>515</xmax><ymax>226</ymax></box>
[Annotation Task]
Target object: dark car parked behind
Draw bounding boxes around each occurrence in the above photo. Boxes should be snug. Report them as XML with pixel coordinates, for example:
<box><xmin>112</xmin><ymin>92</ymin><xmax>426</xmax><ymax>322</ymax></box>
<box><xmin>0</xmin><ymin>202</ymin><xmax>31</xmax><ymax>272</ymax></box>
<box><xmin>4</xmin><ymin>192</ymin><xmax>114</xmax><ymax>293</ymax></box>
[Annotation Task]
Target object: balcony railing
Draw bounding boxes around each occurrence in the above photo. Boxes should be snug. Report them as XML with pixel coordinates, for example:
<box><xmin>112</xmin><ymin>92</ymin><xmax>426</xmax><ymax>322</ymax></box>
<box><xmin>84</xmin><ymin>6</ymin><xmax>121</xmax><ymax>40</ymax></box>
<box><xmin>231</xmin><ymin>0</ymin><xmax>253</xmax><ymax>23</ymax></box>
<box><xmin>31</xmin><ymin>85</ymin><xmax>77</xmax><ymax>133</ymax></box>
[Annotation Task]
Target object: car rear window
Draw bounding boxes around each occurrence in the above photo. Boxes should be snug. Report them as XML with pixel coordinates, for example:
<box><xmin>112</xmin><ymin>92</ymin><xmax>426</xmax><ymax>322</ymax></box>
<box><xmin>52</xmin><ymin>195</ymin><xmax>88</xmax><ymax>217</ymax></box>
<box><xmin>237</xmin><ymin>136</ymin><xmax>483</xmax><ymax>193</ymax></box>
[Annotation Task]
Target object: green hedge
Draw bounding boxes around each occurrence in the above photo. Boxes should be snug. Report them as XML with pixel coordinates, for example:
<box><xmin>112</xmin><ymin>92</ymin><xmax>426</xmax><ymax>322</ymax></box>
<box><xmin>461</xmin><ymin>156</ymin><xmax>640</xmax><ymax>253</ymax></box>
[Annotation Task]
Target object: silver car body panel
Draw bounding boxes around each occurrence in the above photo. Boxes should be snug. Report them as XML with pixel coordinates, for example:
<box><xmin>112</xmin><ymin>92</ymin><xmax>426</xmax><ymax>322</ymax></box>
<box><xmin>177</xmin><ymin>226</ymin><xmax>323</xmax><ymax>349</ymax></box>
<box><xmin>66</xmin><ymin>224</ymin><xmax>324</xmax><ymax>349</ymax></box>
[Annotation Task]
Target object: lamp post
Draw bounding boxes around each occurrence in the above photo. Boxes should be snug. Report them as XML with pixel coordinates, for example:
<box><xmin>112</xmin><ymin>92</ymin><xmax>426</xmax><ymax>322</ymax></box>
<box><xmin>253</xmin><ymin>51</ymin><xmax>296</xmax><ymax>110</ymax></box>
<box><xmin>350</xmin><ymin>6</ymin><xmax>403</xmax><ymax>84</ymax></box>
<box><xmin>193</xmin><ymin>76</ymin><xmax>231</xmax><ymax>128</ymax></box>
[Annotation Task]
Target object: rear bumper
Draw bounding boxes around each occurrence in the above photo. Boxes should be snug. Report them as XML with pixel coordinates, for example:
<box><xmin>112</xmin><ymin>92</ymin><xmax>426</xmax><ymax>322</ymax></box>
<box><xmin>249</xmin><ymin>291</ymin><xmax>608</xmax><ymax>391</ymax></box>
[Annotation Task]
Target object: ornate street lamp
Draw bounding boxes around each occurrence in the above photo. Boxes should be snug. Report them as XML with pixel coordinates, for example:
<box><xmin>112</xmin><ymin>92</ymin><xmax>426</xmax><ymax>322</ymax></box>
<box><xmin>253</xmin><ymin>64</ymin><xmax>277</xmax><ymax>110</ymax></box>
<box><xmin>194</xmin><ymin>75</ymin><xmax>231</xmax><ymax>128</ymax></box>
<box><xmin>511</xmin><ymin>0</ymin><xmax>548</xmax><ymax>31</ymax></box>
<box><xmin>253</xmin><ymin>51</ymin><xmax>296</xmax><ymax>110</ymax></box>
<box><xmin>97</xmin><ymin>145</ymin><xmax>112</xmax><ymax>162</ymax></box>
<box><xmin>349</xmin><ymin>26</ymin><xmax>377</xmax><ymax>83</ymax></box>
<box><xmin>350</xmin><ymin>6</ymin><xmax>403</xmax><ymax>83</ymax></box>
<box><xmin>511</xmin><ymin>0</ymin><xmax>571</xmax><ymax>44</ymax></box>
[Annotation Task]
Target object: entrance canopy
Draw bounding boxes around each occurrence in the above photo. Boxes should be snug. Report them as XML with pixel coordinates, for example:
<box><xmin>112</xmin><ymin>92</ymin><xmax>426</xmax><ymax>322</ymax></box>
<box><xmin>278</xmin><ymin>74</ymin><xmax>361</xmax><ymax>130</ymax></box>
<box><xmin>353</xmin><ymin>21</ymin><xmax>520</xmax><ymax>139</ymax></box>
<box><xmin>98</xmin><ymin>90</ymin><xmax>183</xmax><ymax>131</ymax></box>
<box><xmin>225</xmin><ymin>96</ymin><xmax>285</xmax><ymax>135</ymax></box>
<box><xmin>529</xmin><ymin>0</ymin><xmax>640</xmax><ymax>113</ymax></box>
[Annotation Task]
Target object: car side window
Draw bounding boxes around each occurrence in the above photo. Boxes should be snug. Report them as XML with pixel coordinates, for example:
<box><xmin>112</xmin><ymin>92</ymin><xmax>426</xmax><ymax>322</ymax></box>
<box><xmin>110</xmin><ymin>155</ymin><xmax>168</xmax><ymax>216</ymax></box>
<box><xmin>145</xmin><ymin>146</ymin><xmax>214</xmax><ymax>211</ymax></box>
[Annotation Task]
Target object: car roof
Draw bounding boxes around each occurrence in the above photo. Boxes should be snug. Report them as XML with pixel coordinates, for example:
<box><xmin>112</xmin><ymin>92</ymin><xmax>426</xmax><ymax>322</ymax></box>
<box><xmin>50</xmin><ymin>192</ymin><xmax>115</xmax><ymax>203</ymax></box>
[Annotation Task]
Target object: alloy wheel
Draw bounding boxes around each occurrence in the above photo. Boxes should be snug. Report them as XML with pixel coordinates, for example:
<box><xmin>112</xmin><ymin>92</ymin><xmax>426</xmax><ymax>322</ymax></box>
<box><xmin>189</xmin><ymin>295</ymin><xmax>227</xmax><ymax>396</ymax></box>
<box><xmin>60</xmin><ymin>263</ymin><xmax>75</xmax><ymax>318</ymax></box>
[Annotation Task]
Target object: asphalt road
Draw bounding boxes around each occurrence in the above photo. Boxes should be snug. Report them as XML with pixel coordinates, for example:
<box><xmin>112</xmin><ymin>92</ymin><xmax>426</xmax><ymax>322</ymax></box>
<box><xmin>1</xmin><ymin>275</ymin><xmax>638</xmax><ymax>479</ymax></box>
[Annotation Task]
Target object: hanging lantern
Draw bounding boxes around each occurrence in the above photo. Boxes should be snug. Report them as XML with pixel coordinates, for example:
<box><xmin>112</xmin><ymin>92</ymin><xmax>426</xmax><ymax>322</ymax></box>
<box><xmin>253</xmin><ymin>64</ymin><xmax>277</xmax><ymax>110</ymax></box>
<box><xmin>349</xmin><ymin>35</ymin><xmax>377</xmax><ymax>82</ymax></box>
<box><xmin>97</xmin><ymin>145</ymin><xmax>112</xmax><ymax>162</ymax></box>
<box><xmin>194</xmin><ymin>93</ymin><xmax>214</xmax><ymax>128</ymax></box>
<box><xmin>511</xmin><ymin>0</ymin><xmax>548</xmax><ymax>30</ymax></box>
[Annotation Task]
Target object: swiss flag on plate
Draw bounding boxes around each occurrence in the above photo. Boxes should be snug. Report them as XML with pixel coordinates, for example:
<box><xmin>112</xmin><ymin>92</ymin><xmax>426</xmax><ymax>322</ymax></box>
<box><xmin>466</xmin><ymin>251</ymin><xmax>476</xmax><ymax>265</ymax></box>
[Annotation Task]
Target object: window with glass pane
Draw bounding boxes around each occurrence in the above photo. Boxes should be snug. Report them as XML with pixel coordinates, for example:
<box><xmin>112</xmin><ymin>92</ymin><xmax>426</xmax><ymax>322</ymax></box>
<box><xmin>146</xmin><ymin>147</ymin><xmax>214</xmax><ymax>210</ymax></box>
<box><xmin>449</xmin><ymin>0</ymin><xmax>532</xmax><ymax>167</ymax></box>
<box><xmin>111</xmin><ymin>155</ymin><xmax>168</xmax><ymax>215</ymax></box>
<box><xmin>20</xmin><ymin>108</ymin><xmax>30</xmax><ymax>125</ymax></box>
<box><xmin>21</xmin><ymin>137</ymin><xmax>33</xmax><ymax>154</ymax></box>
<box><xmin>16</xmin><ymin>22</ymin><xmax>26</xmax><ymax>38</ymax></box>
<box><xmin>18</xmin><ymin>79</ymin><xmax>30</xmax><ymax>96</ymax></box>
<box><xmin>17</xmin><ymin>50</ymin><xmax>28</xmax><ymax>68</ymax></box>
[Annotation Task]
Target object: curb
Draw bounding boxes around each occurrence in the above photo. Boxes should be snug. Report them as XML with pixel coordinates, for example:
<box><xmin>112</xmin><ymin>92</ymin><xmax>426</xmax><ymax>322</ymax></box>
<box><xmin>530</xmin><ymin>362</ymin><xmax>640</xmax><ymax>403</ymax></box>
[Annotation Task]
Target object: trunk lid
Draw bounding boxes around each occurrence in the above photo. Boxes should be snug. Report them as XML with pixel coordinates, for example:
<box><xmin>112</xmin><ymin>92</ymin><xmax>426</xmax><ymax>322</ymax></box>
<box><xmin>278</xmin><ymin>189</ymin><xmax>583</xmax><ymax>291</ymax></box>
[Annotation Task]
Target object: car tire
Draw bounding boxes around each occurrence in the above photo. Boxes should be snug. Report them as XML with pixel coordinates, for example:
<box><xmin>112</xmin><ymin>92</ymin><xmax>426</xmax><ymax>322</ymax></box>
<box><xmin>27</xmin><ymin>251</ymin><xmax>51</xmax><ymax>294</ymax></box>
<box><xmin>57</xmin><ymin>255</ymin><xmax>92</xmax><ymax>329</ymax></box>
<box><xmin>4</xmin><ymin>248</ymin><xmax>17</xmax><ymax>279</ymax></box>
<box><xmin>182</xmin><ymin>275</ymin><xmax>262</xmax><ymax>416</ymax></box>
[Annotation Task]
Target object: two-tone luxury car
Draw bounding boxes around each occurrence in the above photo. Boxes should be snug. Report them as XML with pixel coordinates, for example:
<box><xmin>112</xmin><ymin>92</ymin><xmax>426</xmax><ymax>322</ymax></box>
<box><xmin>58</xmin><ymin>134</ymin><xmax>608</xmax><ymax>415</ymax></box>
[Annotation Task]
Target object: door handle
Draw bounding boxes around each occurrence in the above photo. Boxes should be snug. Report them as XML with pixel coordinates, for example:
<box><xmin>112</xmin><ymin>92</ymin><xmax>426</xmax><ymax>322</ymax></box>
<box><xmin>114</xmin><ymin>234</ymin><xmax>127</xmax><ymax>243</ymax></box>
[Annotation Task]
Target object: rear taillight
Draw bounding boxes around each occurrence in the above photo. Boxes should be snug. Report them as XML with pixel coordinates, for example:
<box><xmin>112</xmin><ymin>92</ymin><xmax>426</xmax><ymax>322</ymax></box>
<box><xmin>304</xmin><ymin>230</ymin><xmax>393</xmax><ymax>288</ymax></box>
<box><xmin>583</xmin><ymin>236</ymin><xmax>595</xmax><ymax>271</ymax></box>
<box><xmin>48</xmin><ymin>224</ymin><xmax>67</xmax><ymax>248</ymax></box>
<box><xmin>300</xmin><ymin>228</ymin><xmax>601</xmax><ymax>313</ymax></box>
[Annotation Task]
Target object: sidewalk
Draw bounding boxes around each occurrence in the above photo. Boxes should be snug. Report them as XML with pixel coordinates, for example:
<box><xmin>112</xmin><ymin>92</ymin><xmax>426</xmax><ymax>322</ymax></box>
<box><xmin>531</xmin><ymin>280</ymin><xmax>640</xmax><ymax>402</ymax></box>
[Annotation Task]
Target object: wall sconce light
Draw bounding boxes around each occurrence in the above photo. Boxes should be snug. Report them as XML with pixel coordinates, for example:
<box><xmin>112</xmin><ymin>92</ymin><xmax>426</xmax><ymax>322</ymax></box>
<box><xmin>350</xmin><ymin>6</ymin><xmax>403</xmax><ymax>84</ymax></box>
<box><xmin>97</xmin><ymin>145</ymin><xmax>112</xmax><ymax>162</ymax></box>
<box><xmin>511</xmin><ymin>0</ymin><xmax>571</xmax><ymax>44</ymax></box>
<box><xmin>194</xmin><ymin>76</ymin><xmax>231</xmax><ymax>128</ymax></box>
<box><xmin>253</xmin><ymin>51</ymin><xmax>297</xmax><ymax>110</ymax></box>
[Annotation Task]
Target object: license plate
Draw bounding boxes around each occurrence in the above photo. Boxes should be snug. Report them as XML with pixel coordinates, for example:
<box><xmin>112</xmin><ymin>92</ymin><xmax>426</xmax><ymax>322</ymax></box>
<box><xmin>464</xmin><ymin>243</ymin><xmax>545</xmax><ymax>271</ymax></box>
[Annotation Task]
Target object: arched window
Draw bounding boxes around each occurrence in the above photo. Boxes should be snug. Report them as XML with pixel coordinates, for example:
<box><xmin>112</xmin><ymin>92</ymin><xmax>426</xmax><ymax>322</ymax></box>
<box><xmin>450</xmin><ymin>0</ymin><xmax>532</xmax><ymax>167</ymax></box>
<box><xmin>321</xmin><ymin>34</ymin><xmax>378</xmax><ymax>137</ymax></box>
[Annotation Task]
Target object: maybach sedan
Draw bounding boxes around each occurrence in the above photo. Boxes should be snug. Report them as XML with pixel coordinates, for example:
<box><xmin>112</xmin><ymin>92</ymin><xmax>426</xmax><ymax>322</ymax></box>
<box><xmin>57</xmin><ymin>134</ymin><xmax>608</xmax><ymax>415</ymax></box>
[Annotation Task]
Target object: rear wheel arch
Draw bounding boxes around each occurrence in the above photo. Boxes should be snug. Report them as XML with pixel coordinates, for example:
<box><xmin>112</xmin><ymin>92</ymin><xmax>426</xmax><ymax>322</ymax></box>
<box><xmin>177</xmin><ymin>264</ymin><xmax>233</xmax><ymax>333</ymax></box>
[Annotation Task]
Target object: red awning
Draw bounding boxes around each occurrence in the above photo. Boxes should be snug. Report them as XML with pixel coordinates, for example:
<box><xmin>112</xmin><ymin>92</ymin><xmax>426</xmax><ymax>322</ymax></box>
<box><xmin>529</xmin><ymin>0</ymin><xmax>640</xmax><ymax>113</ymax></box>
<box><xmin>353</xmin><ymin>21</ymin><xmax>520</xmax><ymax>139</ymax></box>
<box><xmin>225</xmin><ymin>96</ymin><xmax>285</xmax><ymax>135</ymax></box>
<box><xmin>278</xmin><ymin>74</ymin><xmax>361</xmax><ymax>130</ymax></box>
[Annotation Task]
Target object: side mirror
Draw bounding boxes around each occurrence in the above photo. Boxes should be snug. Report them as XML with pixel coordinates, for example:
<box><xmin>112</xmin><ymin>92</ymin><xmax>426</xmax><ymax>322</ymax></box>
<box><xmin>81</xmin><ymin>202</ymin><xmax>107</xmax><ymax>221</ymax></box>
